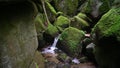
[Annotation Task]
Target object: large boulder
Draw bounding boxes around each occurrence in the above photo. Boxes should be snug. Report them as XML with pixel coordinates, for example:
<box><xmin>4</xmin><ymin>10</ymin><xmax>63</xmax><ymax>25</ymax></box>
<box><xmin>92</xmin><ymin>7</ymin><xmax>120</xmax><ymax>68</ymax></box>
<box><xmin>57</xmin><ymin>27</ymin><xmax>85</xmax><ymax>57</ymax></box>
<box><xmin>0</xmin><ymin>1</ymin><xmax>39</xmax><ymax>68</ymax></box>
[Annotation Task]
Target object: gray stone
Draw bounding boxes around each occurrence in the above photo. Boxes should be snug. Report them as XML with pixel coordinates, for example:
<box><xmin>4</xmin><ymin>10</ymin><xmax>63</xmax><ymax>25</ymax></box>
<box><xmin>0</xmin><ymin>1</ymin><xmax>38</xmax><ymax>68</ymax></box>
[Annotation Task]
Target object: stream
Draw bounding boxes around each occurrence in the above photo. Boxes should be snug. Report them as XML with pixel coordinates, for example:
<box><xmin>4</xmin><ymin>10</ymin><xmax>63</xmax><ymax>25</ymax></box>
<box><xmin>40</xmin><ymin>34</ymin><xmax>97</xmax><ymax>68</ymax></box>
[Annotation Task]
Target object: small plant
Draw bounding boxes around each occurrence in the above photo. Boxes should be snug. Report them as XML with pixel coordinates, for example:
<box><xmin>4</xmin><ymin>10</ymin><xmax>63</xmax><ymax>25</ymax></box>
<box><xmin>35</xmin><ymin>62</ymin><xmax>39</xmax><ymax>68</ymax></box>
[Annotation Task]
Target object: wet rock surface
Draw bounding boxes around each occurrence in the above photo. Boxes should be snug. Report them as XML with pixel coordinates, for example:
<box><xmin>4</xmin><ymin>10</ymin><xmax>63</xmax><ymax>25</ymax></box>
<box><xmin>41</xmin><ymin>48</ymin><xmax>96</xmax><ymax>68</ymax></box>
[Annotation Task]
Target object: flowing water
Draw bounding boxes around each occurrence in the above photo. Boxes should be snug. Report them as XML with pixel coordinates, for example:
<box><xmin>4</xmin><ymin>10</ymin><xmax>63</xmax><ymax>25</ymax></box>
<box><xmin>41</xmin><ymin>34</ymin><xmax>61</xmax><ymax>54</ymax></box>
<box><xmin>41</xmin><ymin>34</ymin><xmax>96</xmax><ymax>68</ymax></box>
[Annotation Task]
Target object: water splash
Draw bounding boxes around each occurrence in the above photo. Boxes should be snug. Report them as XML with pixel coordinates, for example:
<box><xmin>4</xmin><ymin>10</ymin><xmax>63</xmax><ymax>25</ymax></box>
<box><xmin>86</xmin><ymin>43</ymin><xmax>95</xmax><ymax>49</ymax></box>
<box><xmin>72</xmin><ymin>58</ymin><xmax>80</xmax><ymax>64</ymax></box>
<box><xmin>52</xmin><ymin>34</ymin><xmax>61</xmax><ymax>47</ymax></box>
<box><xmin>41</xmin><ymin>34</ymin><xmax>61</xmax><ymax>54</ymax></box>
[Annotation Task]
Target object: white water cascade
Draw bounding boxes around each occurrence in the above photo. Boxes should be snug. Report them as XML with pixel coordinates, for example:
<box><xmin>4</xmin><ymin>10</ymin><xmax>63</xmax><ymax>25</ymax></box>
<box><xmin>41</xmin><ymin>34</ymin><xmax>61</xmax><ymax>54</ymax></box>
<box><xmin>72</xmin><ymin>58</ymin><xmax>80</xmax><ymax>64</ymax></box>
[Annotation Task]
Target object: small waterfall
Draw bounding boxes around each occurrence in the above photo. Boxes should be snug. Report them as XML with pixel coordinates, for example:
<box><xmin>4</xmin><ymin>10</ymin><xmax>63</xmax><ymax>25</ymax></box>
<box><xmin>41</xmin><ymin>34</ymin><xmax>61</xmax><ymax>54</ymax></box>
<box><xmin>52</xmin><ymin>34</ymin><xmax>61</xmax><ymax>47</ymax></box>
<box><xmin>72</xmin><ymin>58</ymin><xmax>80</xmax><ymax>64</ymax></box>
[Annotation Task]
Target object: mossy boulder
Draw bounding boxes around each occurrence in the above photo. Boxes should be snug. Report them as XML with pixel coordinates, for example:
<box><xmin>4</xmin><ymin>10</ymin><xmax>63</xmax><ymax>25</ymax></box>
<box><xmin>45</xmin><ymin>24</ymin><xmax>59</xmax><ymax>37</ymax></box>
<box><xmin>53</xmin><ymin>0</ymin><xmax>79</xmax><ymax>16</ymax></box>
<box><xmin>92</xmin><ymin>7</ymin><xmax>120</xmax><ymax>68</ymax></box>
<box><xmin>92</xmin><ymin>7</ymin><xmax>120</xmax><ymax>40</ymax></box>
<box><xmin>57</xmin><ymin>27</ymin><xmax>85</xmax><ymax>57</ymax></box>
<box><xmin>54</xmin><ymin>16</ymin><xmax>70</xmax><ymax>32</ymax></box>
<box><xmin>70</xmin><ymin>13</ymin><xmax>90</xmax><ymax>30</ymax></box>
<box><xmin>43</xmin><ymin>24</ymin><xmax>59</xmax><ymax>43</ymax></box>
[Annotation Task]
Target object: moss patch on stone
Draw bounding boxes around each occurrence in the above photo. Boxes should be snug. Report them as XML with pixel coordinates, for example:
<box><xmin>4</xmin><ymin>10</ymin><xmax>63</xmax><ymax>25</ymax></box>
<box><xmin>58</xmin><ymin>27</ymin><xmax>85</xmax><ymax>57</ymax></box>
<box><xmin>70</xmin><ymin>13</ymin><xmax>90</xmax><ymax>30</ymax></box>
<box><xmin>45</xmin><ymin>23</ymin><xmax>59</xmax><ymax>37</ymax></box>
<box><xmin>45</xmin><ymin>2</ymin><xmax>57</xmax><ymax>15</ymax></box>
<box><xmin>92</xmin><ymin>7</ymin><xmax>120</xmax><ymax>41</ymax></box>
<box><xmin>54</xmin><ymin>16</ymin><xmax>70</xmax><ymax>31</ymax></box>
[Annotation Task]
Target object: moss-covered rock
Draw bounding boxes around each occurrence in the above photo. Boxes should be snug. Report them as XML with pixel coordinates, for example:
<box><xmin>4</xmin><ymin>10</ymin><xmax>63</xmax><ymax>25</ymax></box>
<box><xmin>53</xmin><ymin>0</ymin><xmax>79</xmax><ymax>16</ymax></box>
<box><xmin>92</xmin><ymin>7</ymin><xmax>120</xmax><ymax>40</ymax></box>
<box><xmin>92</xmin><ymin>7</ymin><xmax>120</xmax><ymax>68</ymax></box>
<box><xmin>45</xmin><ymin>24</ymin><xmax>59</xmax><ymax>37</ymax></box>
<box><xmin>57</xmin><ymin>27</ymin><xmax>85</xmax><ymax>57</ymax></box>
<box><xmin>43</xmin><ymin>23</ymin><xmax>59</xmax><ymax>43</ymax></box>
<box><xmin>54</xmin><ymin>16</ymin><xmax>70</xmax><ymax>32</ymax></box>
<box><xmin>70</xmin><ymin>13</ymin><xmax>90</xmax><ymax>30</ymax></box>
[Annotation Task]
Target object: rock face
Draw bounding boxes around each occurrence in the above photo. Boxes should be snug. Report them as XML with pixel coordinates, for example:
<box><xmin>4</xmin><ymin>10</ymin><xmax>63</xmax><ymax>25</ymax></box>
<box><xmin>30</xmin><ymin>51</ymin><xmax>45</xmax><ymax>68</ymax></box>
<box><xmin>57</xmin><ymin>27</ymin><xmax>85</xmax><ymax>57</ymax></box>
<box><xmin>92</xmin><ymin>7</ymin><xmax>120</xmax><ymax>68</ymax></box>
<box><xmin>81</xmin><ymin>0</ymin><xmax>114</xmax><ymax>17</ymax></box>
<box><xmin>0</xmin><ymin>1</ymin><xmax>39</xmax><ymax>68</ymax></box>
<box><xmin>53</xmin><ymin>0</ymin><xmax>79</xmax><ymax>16</ymax></box>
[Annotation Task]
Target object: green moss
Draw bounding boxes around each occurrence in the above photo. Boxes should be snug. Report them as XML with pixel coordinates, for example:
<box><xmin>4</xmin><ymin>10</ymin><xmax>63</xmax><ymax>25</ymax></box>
<box><xmin>70</xmin><ymin>13</ymin><xmax>90</xmax><ymax>29</ymax></box>
<box><xmin>45</xmin><ymin>2</ymin><xmax>57</xmax><ymax>15</ymax></box>
<box><xmin>74</xmin><ymin>16</ymin><xmax>89</xmax><ymax>26</ymax></box>
<box><xmin>45</xmin><ymin>23</ymin><xmax>59</xmax><ymax>37</ymax></box>
<box><xmin>59</xmin><ymin>27</ymin><xmax>85</xmax><ymax>57</ymax></box>
<box><xmin>92</xmin><ymin>7</ymin><xmax>120</xmax><ymax>40</ymax></box>
<box><xmin>54</xmin><ymin>16</ymin><xmax>70</xmax><ymax>31</ymax></box>
<box><xmin>35</xmin><ymin>13</ymin><xmax>47</xmax><ymax>33</ymax></box>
